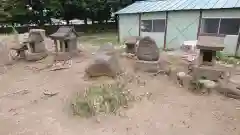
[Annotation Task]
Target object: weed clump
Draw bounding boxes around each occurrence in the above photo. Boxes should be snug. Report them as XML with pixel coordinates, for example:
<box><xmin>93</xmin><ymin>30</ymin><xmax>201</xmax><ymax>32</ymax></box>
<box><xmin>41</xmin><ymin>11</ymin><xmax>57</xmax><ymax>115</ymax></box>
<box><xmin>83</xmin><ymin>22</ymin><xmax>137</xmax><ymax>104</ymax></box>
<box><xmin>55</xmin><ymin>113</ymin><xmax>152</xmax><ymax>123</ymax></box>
<box><xmin>71</xmin><ymin>83</ymin><xmax>133</xmax><ymax>117</ymax></box>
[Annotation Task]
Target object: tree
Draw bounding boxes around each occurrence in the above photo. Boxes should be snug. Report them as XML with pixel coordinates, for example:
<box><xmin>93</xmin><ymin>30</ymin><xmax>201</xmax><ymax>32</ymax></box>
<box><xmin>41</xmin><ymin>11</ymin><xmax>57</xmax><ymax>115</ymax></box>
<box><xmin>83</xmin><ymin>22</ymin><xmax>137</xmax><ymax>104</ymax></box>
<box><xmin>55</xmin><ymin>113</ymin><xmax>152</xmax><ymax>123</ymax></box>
<box><xmin>0</xmin><ymin>0</ymin><xmax>13</xmax><ymax>23</ymax></box>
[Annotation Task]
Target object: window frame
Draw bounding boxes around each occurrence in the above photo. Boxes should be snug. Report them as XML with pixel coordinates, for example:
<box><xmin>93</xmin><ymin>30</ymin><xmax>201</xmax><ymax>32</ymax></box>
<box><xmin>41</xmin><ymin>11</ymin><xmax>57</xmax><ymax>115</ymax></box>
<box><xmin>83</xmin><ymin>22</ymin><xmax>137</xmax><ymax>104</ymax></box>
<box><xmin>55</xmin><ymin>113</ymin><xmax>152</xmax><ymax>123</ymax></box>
<box><xmin>200</xmin><ymin>18</ymin><xmax>240</xmax><ymax>37</ymax></box>
<box><xmin>141</xmin><ymin>19</ymin><xmax>166</xmax><ymax>33</ymax></box>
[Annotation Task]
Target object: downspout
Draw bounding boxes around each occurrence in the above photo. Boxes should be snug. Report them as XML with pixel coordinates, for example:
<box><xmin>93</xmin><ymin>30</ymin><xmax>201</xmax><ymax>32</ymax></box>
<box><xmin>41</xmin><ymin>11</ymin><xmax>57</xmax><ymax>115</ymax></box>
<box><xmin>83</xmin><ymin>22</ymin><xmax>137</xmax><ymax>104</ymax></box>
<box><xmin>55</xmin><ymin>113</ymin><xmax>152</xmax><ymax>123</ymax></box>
<box><xmin>117</xmin><ymin>15</ymin><xmax>120</xmax><ymax>43</ymax></box>
<box><xmin>163</xmin><ymin>11</ymin><xmax>169</xmax><ymax>49</ymax></box>
<box><xmin>235</xmin><ymin>27</ymin><xmax>240</xmax><ymax>57</ymax></box>
<box><xmin>197</xmin><ymin>10</ymin><xmax>202</xmax><ymax>40</ymax></box>
<box><xmin>139</xmin><ymin>13</ymin><xmax>141</xmax><ymax>37</ymax></box>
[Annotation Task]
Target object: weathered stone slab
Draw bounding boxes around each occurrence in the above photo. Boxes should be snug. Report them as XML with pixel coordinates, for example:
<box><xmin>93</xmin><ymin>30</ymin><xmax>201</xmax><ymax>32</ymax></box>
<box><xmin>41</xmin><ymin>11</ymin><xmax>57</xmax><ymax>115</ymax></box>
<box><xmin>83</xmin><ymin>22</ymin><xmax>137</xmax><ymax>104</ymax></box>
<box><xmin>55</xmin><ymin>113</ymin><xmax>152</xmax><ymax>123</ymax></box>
<box><xmin>217</xmin><ymin>81</ymin><xmax>240</xmax><ymax>99</ymax></box>
<box><xmin>134</xmin><ymin>60</ymin><xmax>160</xmax><ymax>73</ymax></box>
<box><xmin>136</xmin><ymin>36</ymin><xmax>159</xmax><ymax>61</ymax></box>
<box><xmin>198</xmin><ymin>79</ymin><xmax>218</xmax><ymax>89</ymax></box>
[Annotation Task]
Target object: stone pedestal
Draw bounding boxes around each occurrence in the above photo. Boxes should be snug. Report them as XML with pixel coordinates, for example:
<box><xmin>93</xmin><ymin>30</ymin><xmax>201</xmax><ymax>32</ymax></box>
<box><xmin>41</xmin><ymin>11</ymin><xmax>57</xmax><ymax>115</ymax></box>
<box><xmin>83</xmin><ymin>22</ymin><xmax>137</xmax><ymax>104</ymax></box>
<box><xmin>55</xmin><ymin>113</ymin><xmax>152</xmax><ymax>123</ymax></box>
<box><xmin>134</xmin><ymin>60</ymin><xmax>160</xmax><ymax>73</ymax></box>
<box><xmin>192</xmin><ymin>65</ymin><xmax>224</xmax><ymax>81</ymax></box>
<box><xmin>25</xmin><ymin>52</ymin><xmax>48</xmax><ymax>61</ymax></box>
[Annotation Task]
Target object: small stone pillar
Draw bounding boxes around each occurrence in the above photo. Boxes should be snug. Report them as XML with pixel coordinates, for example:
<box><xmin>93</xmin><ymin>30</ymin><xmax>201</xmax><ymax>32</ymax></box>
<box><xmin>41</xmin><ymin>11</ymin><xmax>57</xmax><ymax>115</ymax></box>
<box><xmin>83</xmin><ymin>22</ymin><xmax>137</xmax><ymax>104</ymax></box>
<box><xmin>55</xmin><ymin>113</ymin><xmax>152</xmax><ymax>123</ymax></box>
<box><xmin>124</xmin><ymin>36</ymin><xmax>141</xmax><ymax>54</ymax></box>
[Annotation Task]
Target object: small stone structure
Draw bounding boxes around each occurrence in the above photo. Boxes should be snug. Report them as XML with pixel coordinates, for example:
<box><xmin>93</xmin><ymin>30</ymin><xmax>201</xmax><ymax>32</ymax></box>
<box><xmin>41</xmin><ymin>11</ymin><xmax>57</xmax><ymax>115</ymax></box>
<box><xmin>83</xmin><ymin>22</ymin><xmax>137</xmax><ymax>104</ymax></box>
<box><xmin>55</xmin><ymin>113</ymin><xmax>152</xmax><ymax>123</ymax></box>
<box><xmin>124</xmin><ymin>36</ymin><xmax>141</xmax><ymax>54</ymax></box>
<box><xmin>9</xmin><ymin>29</ymin><xmax>48</xmax><ymax>61</ymax></box>
<box><xmin>191</xmin><ymin>42</ymin><xmax>225</xmax><ymax>81</ymax></box>
<box><xmin>27</xmin><ymin>29</ymin><xmax>46</xmax><ymax>53</ymax></box>
<box><xmin>85</xmin><ymin>44</ymin><xmax>121</xmax><ymax>78</ymax></box>
<box><xmin>196</xmin><ymin>43</ymin><xmax>224</xmax><ymax>66</ymax></box>
<box><xmin>50</xmin><ymin>26</ymin><xmax>78</xmax><ymax>54</ymax></box>
<box><xmin>134</xmin><ymin>36</ymin><xmax>160</xmax><ymax>73</ymax></box>
<box><xmin>25</xmin><ymin>29</ymin><xmax>48</xmax><ymax>61</ymax></box>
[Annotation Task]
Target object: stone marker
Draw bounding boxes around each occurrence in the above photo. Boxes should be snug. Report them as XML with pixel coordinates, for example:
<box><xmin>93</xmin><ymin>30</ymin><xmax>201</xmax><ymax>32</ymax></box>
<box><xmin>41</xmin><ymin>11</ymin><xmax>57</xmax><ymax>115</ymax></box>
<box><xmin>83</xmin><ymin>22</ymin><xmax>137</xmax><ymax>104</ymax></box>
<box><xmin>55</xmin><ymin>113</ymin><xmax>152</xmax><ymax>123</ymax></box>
<box><xmin>136</xmin><ymin>36</ymin><xmax>159</xmax><ymax>61</ymax></box>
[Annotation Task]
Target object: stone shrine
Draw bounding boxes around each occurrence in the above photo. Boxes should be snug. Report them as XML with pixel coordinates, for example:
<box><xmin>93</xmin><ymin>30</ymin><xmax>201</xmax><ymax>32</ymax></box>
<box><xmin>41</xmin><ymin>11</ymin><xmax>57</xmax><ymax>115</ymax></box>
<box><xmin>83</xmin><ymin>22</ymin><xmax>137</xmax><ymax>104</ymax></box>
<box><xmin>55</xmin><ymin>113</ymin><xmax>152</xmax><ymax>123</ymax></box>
<box><xmin>50</xmin><ymin>26</ymin><xmax>78</xmax><ymax>54</ymax></box>
<box><xmin>25</xmin><ymin>29</ymin><xmax>48</xmax><ymax>61</ymax></box>
<box><xmin>196</xmin><ymin>43</ymin><xmax>224</xmax><ymax>66</ymax></box>
<box><xmin>192</xmin><ymin>41</ymin><xmax>225</xmax><ymax>81</ymax></box>
<box><xmin>27</xmin><ymin>29</ymin><xmax>46</xmax><ymax>53</ymax></box>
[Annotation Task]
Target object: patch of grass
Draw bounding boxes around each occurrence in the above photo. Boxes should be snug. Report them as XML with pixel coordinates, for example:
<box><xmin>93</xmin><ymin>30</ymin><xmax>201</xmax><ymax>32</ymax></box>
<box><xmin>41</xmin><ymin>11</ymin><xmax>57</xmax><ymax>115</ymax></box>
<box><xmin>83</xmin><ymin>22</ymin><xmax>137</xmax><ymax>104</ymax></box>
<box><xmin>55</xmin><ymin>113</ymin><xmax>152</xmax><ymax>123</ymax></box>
<box><xmin>71</xmin><ymin>83</ymin><xmax>133</xmax><ymax>117</ymax></box>
<box><xmin>78</xmin><ymin>32</ymin><xmax>118</xmax><ymax>46</ymax></box>
<box><xmin>216</xmin><ymin>51</ymin><xmax>240</xmax><ymax>65</ymax></box>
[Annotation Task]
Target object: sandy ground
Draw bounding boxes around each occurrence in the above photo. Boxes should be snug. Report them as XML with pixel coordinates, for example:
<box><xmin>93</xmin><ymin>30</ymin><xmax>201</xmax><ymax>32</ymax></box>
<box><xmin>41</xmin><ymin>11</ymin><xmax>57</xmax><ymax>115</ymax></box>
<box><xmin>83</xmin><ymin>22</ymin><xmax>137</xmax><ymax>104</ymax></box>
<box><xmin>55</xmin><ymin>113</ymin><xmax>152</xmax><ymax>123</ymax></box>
<box><xmin>0</xmin><ymin>48</ymin><xmax>240</xmax><ymax>135</ymax></box>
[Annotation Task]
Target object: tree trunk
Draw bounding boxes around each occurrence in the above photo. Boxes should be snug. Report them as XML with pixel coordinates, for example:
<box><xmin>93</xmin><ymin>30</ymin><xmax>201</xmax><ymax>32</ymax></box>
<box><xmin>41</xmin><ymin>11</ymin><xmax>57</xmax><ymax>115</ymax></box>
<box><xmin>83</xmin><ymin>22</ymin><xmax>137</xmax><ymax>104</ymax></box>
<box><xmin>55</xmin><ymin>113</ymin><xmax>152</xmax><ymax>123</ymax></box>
<box><xmin>66</xmin><ymin>20</ymin><xmax>70</xmax><ymax>25</ymax></box>
<box><xmin>84</xmin><ymin>18</ymin><xmax>88</xmax><ymax>25</ymax></box>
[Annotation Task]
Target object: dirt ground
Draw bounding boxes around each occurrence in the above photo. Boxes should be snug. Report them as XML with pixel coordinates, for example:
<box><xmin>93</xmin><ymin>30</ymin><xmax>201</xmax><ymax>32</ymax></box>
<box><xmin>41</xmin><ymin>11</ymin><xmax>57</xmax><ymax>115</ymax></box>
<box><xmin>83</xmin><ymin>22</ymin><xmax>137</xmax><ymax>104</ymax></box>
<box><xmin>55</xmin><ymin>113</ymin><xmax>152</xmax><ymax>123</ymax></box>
<box><xmin>0</xmin><ymin>33</ymin><xmax>240</xmax><ymax>135</ymax></box>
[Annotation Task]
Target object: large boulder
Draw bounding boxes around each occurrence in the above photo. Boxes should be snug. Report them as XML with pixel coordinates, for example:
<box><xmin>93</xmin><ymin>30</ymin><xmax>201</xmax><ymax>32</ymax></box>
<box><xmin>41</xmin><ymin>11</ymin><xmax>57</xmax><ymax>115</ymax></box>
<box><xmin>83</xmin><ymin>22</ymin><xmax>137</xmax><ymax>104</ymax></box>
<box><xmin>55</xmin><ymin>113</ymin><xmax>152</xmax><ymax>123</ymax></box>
<box><xmin>96</xmin><ymin>44</ymin><xmax>116</xmax><ymax>56</ymax></box>
<box><xmin>136</xmin><ymin>36</ymin><xmax>159</xmax><ymax>61</ymax></box>
<box><xmin>85</xmin><ymin>53</ymin><xmax>120</xmax><ymax>78</ymax></box>
<box><xmin>86</xmin><ymin>44</ymin><xmax>121</xmax><ymax>78</ymax></box>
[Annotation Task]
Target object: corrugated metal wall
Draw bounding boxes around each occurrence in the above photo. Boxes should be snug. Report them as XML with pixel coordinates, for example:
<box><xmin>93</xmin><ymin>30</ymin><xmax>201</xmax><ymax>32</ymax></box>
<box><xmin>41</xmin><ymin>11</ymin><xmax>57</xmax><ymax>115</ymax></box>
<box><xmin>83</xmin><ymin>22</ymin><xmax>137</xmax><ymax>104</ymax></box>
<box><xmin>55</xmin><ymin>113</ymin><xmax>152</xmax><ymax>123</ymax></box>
<box><xmin>202</xmin><ymin>9</ymin><xmax>240</xmax><ymax>18</ymax></box>
<box><xmin>140</xmin><ymin>12</ymin><xmax>166</xmax><ymax>48</ymax></box>
<box><xmin>202</xmin><ymin>9</ymin><xmax>240</xmax><ymax>55</ymax></box>
<box><xmin>119</xmin><ymin>14</ymin><xmax>139</xmax><ymax>43</ymax></box>
<box><xmin>166</xmin><ymin>11</ymin><xmax>200</xmax><ymax>49</ymax></box>
<box><xmin>118</xmin><ymin>9</ymin><xmax>240</xmax><ymax>55</ymax></box>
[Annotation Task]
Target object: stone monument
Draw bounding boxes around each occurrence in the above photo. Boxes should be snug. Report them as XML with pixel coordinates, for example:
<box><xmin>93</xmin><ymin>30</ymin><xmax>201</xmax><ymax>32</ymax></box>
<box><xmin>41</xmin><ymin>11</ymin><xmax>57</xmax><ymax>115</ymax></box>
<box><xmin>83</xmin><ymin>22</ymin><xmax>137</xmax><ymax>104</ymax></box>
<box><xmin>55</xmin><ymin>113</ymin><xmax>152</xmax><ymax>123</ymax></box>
<box><xmin>136</xmin><ymin>36</ymin><xmax>159</xmax><ymax>61</ymax></box>
<box><xmin>134</xmin><ymin>36</ymin><xmax>160</xmax><ymax>72</ymax></box>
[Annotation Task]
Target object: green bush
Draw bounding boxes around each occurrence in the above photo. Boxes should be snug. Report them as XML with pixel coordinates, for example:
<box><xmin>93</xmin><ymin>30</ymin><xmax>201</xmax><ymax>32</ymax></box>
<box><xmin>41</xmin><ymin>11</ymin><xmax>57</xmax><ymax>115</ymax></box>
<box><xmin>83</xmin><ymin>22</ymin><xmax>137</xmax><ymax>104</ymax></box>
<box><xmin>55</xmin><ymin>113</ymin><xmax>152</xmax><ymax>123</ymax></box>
<box><xmin>216</xmin><ymin>51</ymin><xmax>240</xmax><ymax>65</ymax></box>
<box><xmin>71</xmin><ymin>83</ymin><xmax>133</xmax><ymax>117</ymax></box>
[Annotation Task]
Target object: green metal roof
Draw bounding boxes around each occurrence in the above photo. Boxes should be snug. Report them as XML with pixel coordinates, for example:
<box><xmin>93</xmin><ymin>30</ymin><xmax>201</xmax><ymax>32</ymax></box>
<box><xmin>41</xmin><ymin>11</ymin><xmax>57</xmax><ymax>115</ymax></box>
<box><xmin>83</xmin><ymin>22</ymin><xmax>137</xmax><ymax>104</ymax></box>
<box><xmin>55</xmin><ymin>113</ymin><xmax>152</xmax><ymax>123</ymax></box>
<box><xmin>115</xmin><ymin>0</ymin><xmax>240</xmax><ymax>14</ymax></box>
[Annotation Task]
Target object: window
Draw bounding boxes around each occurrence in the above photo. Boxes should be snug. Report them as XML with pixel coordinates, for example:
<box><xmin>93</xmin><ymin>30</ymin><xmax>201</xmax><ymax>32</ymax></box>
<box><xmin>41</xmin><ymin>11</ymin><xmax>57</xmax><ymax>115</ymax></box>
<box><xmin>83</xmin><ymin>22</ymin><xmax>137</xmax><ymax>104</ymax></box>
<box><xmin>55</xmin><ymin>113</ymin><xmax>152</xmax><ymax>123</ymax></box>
<box><xmin>30</xmin><ymin>43</ymin><xmax>35</xmax><ymax>53</ymax></box>
<box><xmin>201</xmin><ymin>19</ymin><xmax>220</xmax><ymax>34</ymax></box>
<box><xmin>153</xmin><ymin>19</ymin><xmax>165</xmax><ymax>32</ymax></box>
<box><xmin>141</xmin><ymin>20</ymin><xmax>152</xmax><ymax>32</ymax></box>
<box><xmin>141</xmin><ymin>19</ymin><xmax>165</xmax><ymax>32</ymax></box>
<box><xmin>219</xmin><ymin>19</ymin><xmax>240</xmax><ymax>35</ymax></box>
<box><xmin>64</xmin><ymin>40</ymin><xmax>69</xmax><ymax>52</ymax></box>
<box><xmin>201</xmin><ymin>18</ymin><xmax>240</xmax><ymax>36</ymax></box>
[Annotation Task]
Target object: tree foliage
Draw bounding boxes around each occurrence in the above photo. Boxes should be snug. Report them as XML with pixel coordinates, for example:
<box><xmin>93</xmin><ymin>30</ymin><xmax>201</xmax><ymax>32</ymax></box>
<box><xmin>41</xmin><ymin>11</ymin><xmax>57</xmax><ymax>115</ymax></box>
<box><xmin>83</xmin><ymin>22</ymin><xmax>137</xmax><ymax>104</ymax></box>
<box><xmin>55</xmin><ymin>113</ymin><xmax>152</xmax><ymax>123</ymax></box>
<box><xmin>0</xmin><ymin>0</ymin><xmax>142</xmax><ymax>26</ymax></box>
